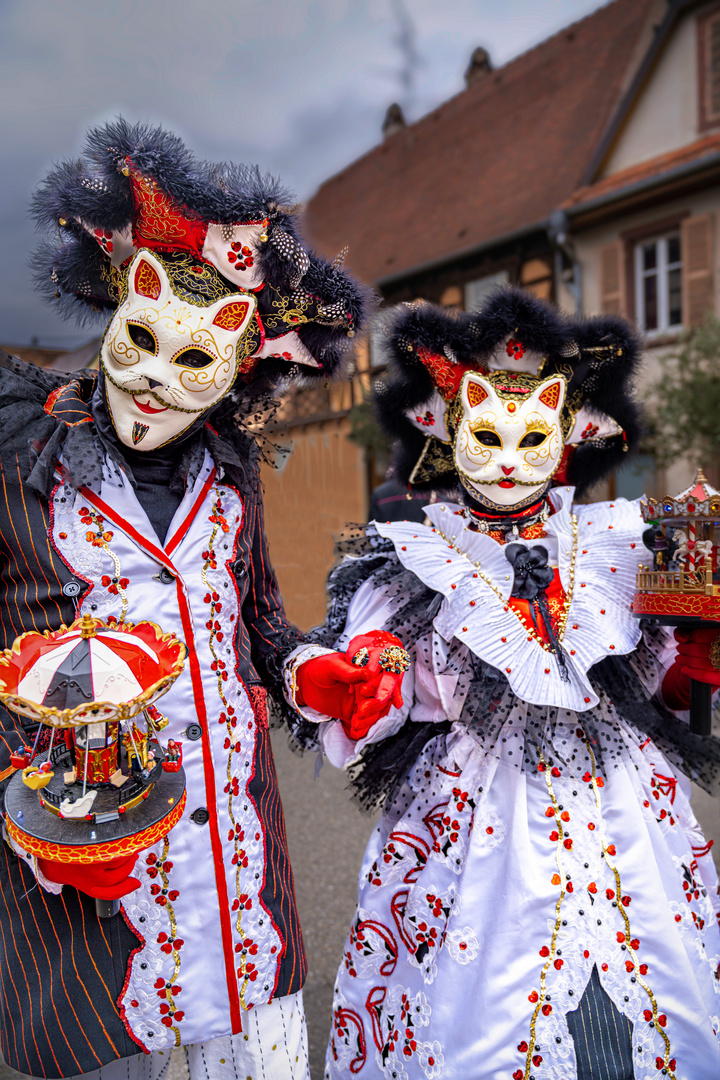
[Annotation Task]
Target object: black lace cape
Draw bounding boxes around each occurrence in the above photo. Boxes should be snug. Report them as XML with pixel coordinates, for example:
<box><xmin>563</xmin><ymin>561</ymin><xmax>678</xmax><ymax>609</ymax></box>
<box><xmin>300</xmin><ymin>527</ymin><xmax>720</xmax><ymax>811</ymax></box>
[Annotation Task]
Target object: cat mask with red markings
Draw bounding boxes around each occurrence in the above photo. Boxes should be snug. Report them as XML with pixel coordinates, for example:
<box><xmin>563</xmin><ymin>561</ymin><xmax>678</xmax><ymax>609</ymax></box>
<box><xmin>373</xmin><ymin>289</ymin><xmax>642</xmax><ymax>504</ymax></box>
<box><xmin>453</xmin><ymin>372</ymin><xmax>567</xmax><ymax>509</ymax></box>
<box><xmin>101</xmin><ymin>250</ymin><xmax>257</xmax><ymax>449</ymax></box>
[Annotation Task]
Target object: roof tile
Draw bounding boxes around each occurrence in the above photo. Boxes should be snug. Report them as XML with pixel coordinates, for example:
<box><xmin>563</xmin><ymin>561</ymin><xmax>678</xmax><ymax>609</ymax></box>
<box><xmin>304</xmin><ymin>0</ymin><xmax>657</xmax><ymax>285</ymax></box>
<box><xmin>564</xmin><ymin>133</ymin><xmax>720</xmax><ymax>209</ymax></box>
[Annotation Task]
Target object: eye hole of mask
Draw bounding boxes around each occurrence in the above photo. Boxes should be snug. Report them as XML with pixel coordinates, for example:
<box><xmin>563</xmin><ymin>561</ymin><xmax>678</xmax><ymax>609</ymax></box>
<box><xmin>126</xmin><ymin>323</ymin><xmax>158</xmax><ymax>355</ymax></box>
<box><xmin>174</xmin><ymin>348</ymin><xmax>216</xmax><ymax>369</ymax></box>
<box><xmin>471</xmin><ymin>429</ymin><xmax>502</xmax><ymax>448</ymax></box>
<box><xmin>518</xmin><ymin>431</ymin><xmax>548</xmax><ymax>449</ymax></box>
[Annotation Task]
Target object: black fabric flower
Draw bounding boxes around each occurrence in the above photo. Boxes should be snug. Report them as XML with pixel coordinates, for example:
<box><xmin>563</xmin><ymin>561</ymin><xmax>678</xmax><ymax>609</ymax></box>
<box><xmin>505</xmin><ymin>543</ymin><xmax>554</xmax><ymax>600</ymax></box>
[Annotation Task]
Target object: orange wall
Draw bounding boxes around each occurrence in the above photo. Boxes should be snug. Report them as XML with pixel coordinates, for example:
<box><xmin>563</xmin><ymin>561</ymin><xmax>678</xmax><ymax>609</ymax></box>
<box><xmin>261</xmin><ymin>418</ymin><xmax>366</xmax><ymax>632</ymax></box>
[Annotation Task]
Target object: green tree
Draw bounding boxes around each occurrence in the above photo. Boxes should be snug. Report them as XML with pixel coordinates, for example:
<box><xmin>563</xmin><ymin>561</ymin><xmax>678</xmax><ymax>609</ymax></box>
<box><xmin>648</xmin><ymin>314</ymin><xmax>720</xmax><ymax>473</ymax></box>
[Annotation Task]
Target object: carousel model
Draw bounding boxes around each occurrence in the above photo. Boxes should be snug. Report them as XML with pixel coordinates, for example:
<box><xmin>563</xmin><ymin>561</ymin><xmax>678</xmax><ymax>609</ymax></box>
<box><xmin>634</xmin><ymin>469</ymin><xmax>720</xmax><ymax>734</ymax></box>
<box><xmin>0</xmin><ymin>613</ymin><xmax>186</xmax><ymax>916</ymax></box>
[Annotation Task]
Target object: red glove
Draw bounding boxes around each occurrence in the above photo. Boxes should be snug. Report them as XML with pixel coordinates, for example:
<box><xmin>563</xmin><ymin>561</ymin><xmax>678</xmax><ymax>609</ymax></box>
<box><xmin>37</xmin><ymin>854</ymin><xmax>141</xmax><ymax>900</ymax></box>
<box><xmin>296</xmin><ymin>632</ymin><xmax>407</xmax><ymax>741</ymax></box>
<box><xmin>661</xmin><ymin>627</ymin><xmax>720</xmax><ymax>710</ymax></box>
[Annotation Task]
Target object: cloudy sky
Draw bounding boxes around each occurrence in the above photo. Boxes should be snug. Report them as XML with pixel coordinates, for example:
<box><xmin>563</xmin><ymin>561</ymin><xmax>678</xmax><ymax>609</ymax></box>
<box><xmin>0</xmin><ymin>0</ymin><xmax>607</xmax><ymax>349</ymax></box>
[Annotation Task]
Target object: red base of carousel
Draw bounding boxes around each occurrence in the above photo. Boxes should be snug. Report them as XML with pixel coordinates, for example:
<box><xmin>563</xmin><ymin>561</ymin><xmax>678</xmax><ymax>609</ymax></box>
<box><xmin>4</xmin><ymin>765</ymin><xmax>186</xmax><ymax>864</ymax></box>
<box><xmin>632</xmin><ymin>591</ymin><xmax>720</xmax><ymax>622</ymax></box>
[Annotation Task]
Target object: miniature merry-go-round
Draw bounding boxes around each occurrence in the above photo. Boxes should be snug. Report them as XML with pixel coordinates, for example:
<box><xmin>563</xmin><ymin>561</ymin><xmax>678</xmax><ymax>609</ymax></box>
<box><xmin>633</xmin><ymin>469</ymin><xmax>720</xmax><ymax>733</ymax></box>
<box><xmin>0</xmin><ymin>613</ymin><xmax>187</xmax><ymax>878</ymax></box>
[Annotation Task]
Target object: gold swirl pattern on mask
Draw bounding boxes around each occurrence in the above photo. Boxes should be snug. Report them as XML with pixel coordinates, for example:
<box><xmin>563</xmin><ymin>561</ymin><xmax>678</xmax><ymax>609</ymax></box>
<box><xmin>105</xmin><ymin>321</ymin><xmax>141</xmax><ymax>368</ymax></box>
<box><xmin>457</xmin><ymin>422</ymin><xmax>494</xmax><ymax>467</ymax></box>
<box><xmin>177</xmin><ymin>359</ymin><xmax>234</xmax><ymax>395</ymax></box>
<box><xmin>104</xmin><ymin>304</ymin><xmax>163</xmax><ymax>367</ymax></box>
<box><xmin>523</xmin><ymin>416</ymin><xmax>551</xmax><ymax>437</ymax></box>
<box><xmin>166</xmin><ymin>328</ymin><xmax>235</xmax><ymax>395</ymax></box>
<box><xmin>521</xmin><ymin>416</ymin><xmax>561</xmax><ymax>471</ymax></box>
<box><xmin>188</xmin><ymin>327</ymin><xmax>235</xmax><ymax>358</ymax></box>
<box><xmin>157</xmin><ymin>306</ymin><xmax>197</xmax><ymax>336</ymax></box>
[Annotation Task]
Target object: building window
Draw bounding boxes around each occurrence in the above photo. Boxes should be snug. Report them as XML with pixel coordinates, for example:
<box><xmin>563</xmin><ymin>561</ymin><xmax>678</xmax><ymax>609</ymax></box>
<box><xmin>634</xmin><ymin>233</ymin><xmax>682</xmax><ymax>334</ymax></box>
<box><xmin>465</xmin><ymin>270</ymin><xmax>508</xmax><ymax>310</ymax></box>
<box><xmin>520</xmin><ymin>257</ymin><xmax>553</xmax><ymax>300</ymax></box>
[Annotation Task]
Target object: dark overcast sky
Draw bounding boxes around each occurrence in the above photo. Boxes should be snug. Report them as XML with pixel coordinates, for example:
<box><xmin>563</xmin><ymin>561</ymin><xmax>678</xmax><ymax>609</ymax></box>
<box><xmin>0</xmin><ymin>0</ymin><xmax>607</xmax><ymax>349</ymax></box>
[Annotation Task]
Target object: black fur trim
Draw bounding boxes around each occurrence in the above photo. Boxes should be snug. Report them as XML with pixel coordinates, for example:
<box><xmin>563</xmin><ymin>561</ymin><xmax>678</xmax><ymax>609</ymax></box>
<box><xmin>373</xmin><ymin>288</ymin><xmax>643</xmax><ymax>496</ymax></box>
<box><xmin>558</xmin><ymin>314</ymin><xmax>643</xmax><ymax>496</ymax></box>
<box><xmin>30</xmin><ymin>118</ymin><xmax>369</xmax><ymax>384</ymax></box>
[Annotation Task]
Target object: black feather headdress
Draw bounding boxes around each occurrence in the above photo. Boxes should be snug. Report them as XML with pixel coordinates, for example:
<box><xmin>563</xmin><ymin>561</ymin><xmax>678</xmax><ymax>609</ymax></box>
<box><xmin>374</xmin><ymin>287</ymin><xmax>642</xmax><ymax>497</ymax></box>
<box><xmin>31</xmin><ymin>118</ymin><xmax>370</xmax><ymax>388</ymax></box>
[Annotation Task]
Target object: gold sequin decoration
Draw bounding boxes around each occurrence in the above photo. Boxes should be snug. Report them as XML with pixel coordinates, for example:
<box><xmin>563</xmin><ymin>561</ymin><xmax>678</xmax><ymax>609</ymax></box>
<box><xmin>155</xmin><ymin>836</ymin><xmax>183</xmax><ymax>1047</ymax></box>
<box><xmin>582</xmin><ymin>730</ymin><xmax>676</xmax><ymax>1079</ymax></box>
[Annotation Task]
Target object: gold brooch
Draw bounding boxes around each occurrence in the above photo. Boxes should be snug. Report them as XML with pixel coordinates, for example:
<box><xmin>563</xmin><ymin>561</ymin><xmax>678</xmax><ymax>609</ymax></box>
<box><xmin>351</xmin><ymin>647</ymin><xmax>369</xmax><ymax>667</ymax></box>
<box><xmin>378</xmin><ymin>646</ymin><xmax>411</xmax><ymax>674</ymax></box>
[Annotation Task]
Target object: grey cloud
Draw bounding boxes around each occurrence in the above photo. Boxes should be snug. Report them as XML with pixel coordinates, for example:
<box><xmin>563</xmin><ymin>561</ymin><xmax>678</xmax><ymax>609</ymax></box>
<box><xmin>0</xmin><ymin>0</ymin><xmax>605</xmax><ymax>346</ymax></box>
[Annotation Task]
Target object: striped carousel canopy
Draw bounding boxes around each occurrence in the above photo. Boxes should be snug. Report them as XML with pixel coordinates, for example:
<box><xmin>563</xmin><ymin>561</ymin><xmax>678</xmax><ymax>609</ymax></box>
<box><xmin>0</xmin><ymin>614</ymin><xmax>186</xmax><ymax>726</ymax></box>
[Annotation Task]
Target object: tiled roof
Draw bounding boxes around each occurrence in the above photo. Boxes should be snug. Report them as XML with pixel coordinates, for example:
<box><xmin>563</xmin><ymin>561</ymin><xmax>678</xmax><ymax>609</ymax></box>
<box><xmin>564</xmin><ymin>133</ymin><xmax>720</xmax><ymax>211</ymax></box>
<box><xmin>303</xmin><ymin>0</ymin><xmax>657</xmax><ymax>286</ymax></box>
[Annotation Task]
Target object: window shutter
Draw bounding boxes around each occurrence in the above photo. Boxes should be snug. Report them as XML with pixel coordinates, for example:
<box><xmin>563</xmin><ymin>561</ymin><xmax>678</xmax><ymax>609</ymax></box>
<box><xmin>599</xmin><ymin>242</ymin><xmax>624</xmax><ymax>315</ymax></box>
<box><xmin>681</xmin><ymin>215</ymin><xmax>714</xmax><ymax>326</ymax></box>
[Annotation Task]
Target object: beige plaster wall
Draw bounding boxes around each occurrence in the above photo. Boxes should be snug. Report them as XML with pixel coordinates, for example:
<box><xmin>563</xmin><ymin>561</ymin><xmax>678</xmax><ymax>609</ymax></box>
<box><xmin>602</xmin><ymin>12</ymin><xmax>697</xmax><ymax>177</ymax></box>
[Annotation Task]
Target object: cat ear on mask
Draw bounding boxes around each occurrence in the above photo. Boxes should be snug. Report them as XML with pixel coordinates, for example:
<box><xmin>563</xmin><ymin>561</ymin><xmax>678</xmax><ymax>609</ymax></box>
<box><xmin>132</xmin><ymin>256</ymin><xmax>165</xmax><ymax>302</ymax></box>
<box><xmin>211</xmin><ymin>299</ymin><xmax>253</xmax><ymax>333</ymax></box>
<box><xmin>461</xmin><ymin>375</ymin><xmax>491</xmax><ymax>413</ymax></box>
<box><xmin>534</xmin><ymin>378</ymin><xmax>566</xmax><ymax>415</ymax></box>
